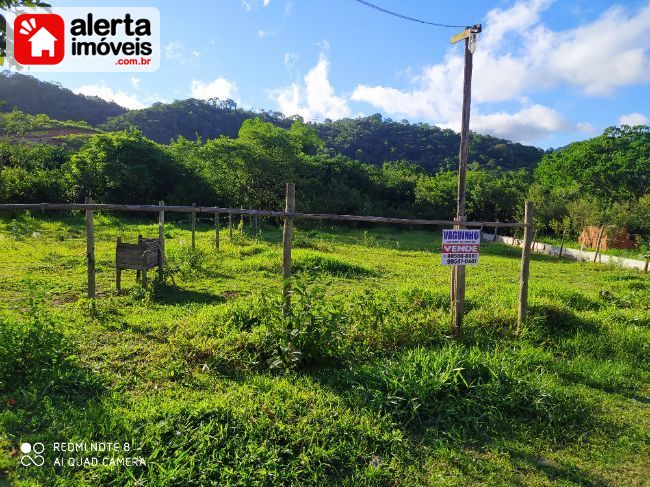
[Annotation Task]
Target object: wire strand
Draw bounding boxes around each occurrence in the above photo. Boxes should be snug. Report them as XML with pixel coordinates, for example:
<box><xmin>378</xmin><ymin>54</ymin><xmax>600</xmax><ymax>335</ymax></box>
<box><xmin>352</xmin><ymin>0</ymin><xmax>467</xmax><ymax>28</ymax></box>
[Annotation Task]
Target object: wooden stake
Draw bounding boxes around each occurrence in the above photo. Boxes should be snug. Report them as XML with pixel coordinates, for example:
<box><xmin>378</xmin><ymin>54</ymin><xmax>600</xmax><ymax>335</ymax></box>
<box><xmin>518</xmin><ymin>201</ymin><xmax>534</xmax><ymax>331</ymax></box>
<box><xmin>85</xmin><ymin>196</ymin><xmax>95</xmax><ymax>299</ymax></box>
<box><xmin>559</xmin><ymin>227</ymin><xmax>566</xmax><ymax>258</ymax></box>
<box><xmin>282</xmin><ymin>183</ymin><xmax>295</xmax><ymax>315</ymax></box>
<box><xmin>158</xmin><ymin>200</ymin><xmax>165</xmax><ymax>280</ymax></box>
<box><xmin>228</xmin><ymin>212</ymin><xmax>233</xmax><ymax>238</ymax></box>
<box><xmin>215</xmin><ymin>212</ymin><xmax>220</xmax><ymax>251</ymax></box>
<box><xmin>593</xmin><ymin>225</ymin><xmax>605</xmax><ymax>263</ymax></box>
<box><xmin>191</xmin><ymin>203</ymin><xmax>197</xmax><ymax>249</ymax></box>
<box><xmin>116</xmin><ymin>237</ymin><xmax>122</xmax><ymax>292</ymax></box>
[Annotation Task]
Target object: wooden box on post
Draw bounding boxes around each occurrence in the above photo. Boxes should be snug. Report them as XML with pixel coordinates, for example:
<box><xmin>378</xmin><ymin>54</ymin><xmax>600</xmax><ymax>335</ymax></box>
<box><xmin>116</xmin><ymin>235</ymin><xmax>160</xmax><ymax>290</ymax></box>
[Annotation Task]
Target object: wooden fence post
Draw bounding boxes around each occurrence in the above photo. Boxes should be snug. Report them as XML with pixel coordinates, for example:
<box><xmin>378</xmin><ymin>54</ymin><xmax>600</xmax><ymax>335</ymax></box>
<box><xmin>559</xmin><ymin>227</ymin><xmax>566</xmax><ymax>258</ymax></box>
<box><xmin>215</xmin><ymin>212</ymin><xmax>220</xmax><ymax>251</ymax></box>
<box><xmin>593</xmin><ymin>225</ymin><xmax>605</xmax><ymax>263</ymax></box>
<box><xmin>282</xmin><ymin>183</ymin><xmax>295</xmax><ymax>315</ymax></box>
<box><xmin>191</xmin><ymin>203</ymin><xmax>197</xmax><ymax>250</ymax></box>
<box><xmin>228</xmin><ymin>212</ymin><xmax>233</xmax><ymax>238</ymax></box>
<box><xmin>451</xmin><ymin>216</ymin><xmax>467</xmax><ymax>339</ymax></box>
<box><xmin>158</xmin><ymin>200</ymin><xmax>165</xmax><ymax>280</ymax></box>
<box><xmin>518</xmin><ymin>201</ymin><xmax>534</xmax><ymax>331</ymax></box>
<box><xmin>116</xmin><ymin>237</ymin><xmax>122</xmax><ymax>292</ymax></box>
<box><xmin>85</xmin><ymin>196</ymin><xmax>96</xmax><ymax>299</ymax></box>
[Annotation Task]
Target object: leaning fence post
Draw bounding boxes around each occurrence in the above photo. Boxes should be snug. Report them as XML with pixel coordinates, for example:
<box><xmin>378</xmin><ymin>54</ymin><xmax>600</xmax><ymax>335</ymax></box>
<box><xmin>85</xmin><ymin>196</ymin><xmax>96</xmax><ymax>299</ymax></box>
<box><xmin>215</xmin><ymin>212</ymin><xmax>220</xmax><ymax>251</ymax></box>
<box><xmin>282</xmin><ymin>183</ymin><xmax>295</xmax><ymax>315</ymax></box>
<box><xmin>158</xmin><ymin>201</ymin><xmax>165</xmax><ymax>280</ymax></box>
<box><xmin>518</xmin><ymin>201</ymin><xmax>534</xmax><ymax>331</ymax></box>
<box><xmin>191</xmin><ymin>203</ymin><xmax>197</xmax><ymax>249</ymax></box>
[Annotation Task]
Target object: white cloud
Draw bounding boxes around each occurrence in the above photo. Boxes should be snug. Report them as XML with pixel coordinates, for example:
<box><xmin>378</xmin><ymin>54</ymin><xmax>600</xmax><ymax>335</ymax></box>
<box><xmin>130</xmin><ymin>77</ymin><xmax>140</xmax><ymax>89</ymax></box>
<box><xmin>191</xmin><ymin>78</ymin><xmax>238</xmax><ymax>100</ymax></box>
<box><xmin>471</xmin><ymin>105</ymin><xmax>570</xmax><ymax>144</ymax></box>
<box><xmin>349</xmin><ymin>0</ymin><xmax>650</xmax><ymax>142</ymax></box>
<box><xmin>165</xmin><ymin>41</ymin><xmax>200</xmax><ymax>64</ymax></box>
<box><xmin>74</xmin><ymin>84</ymin><xmax>144</xmax><ymax>110</ymax></box>
<box><xmin>242</xmin><ymin>0</ymin><xmax>270</xmax><ymax>11</ymax></box>
<box><xmin>619</xmin><ymin>112</ymin><xmax>649</xmax><ymax>126</ymax></box>
<box><xmin>257</xmin><ymin>30</ymin><xmax>275</xmax><ymax>38</ymax></box>
<box><xmin>283</xmin><ymin>51</ymin><xmax>298</xmax><ymax>67</ymax></box>
<box><xmin>269</xmin><ymin>53</ymin><xmax>351</xmax><ymax>121</ymax></box>
<box><xmin>165</xmin><ymin>41</ymin><xmax>183</xmax><ymax>61</ymax></box>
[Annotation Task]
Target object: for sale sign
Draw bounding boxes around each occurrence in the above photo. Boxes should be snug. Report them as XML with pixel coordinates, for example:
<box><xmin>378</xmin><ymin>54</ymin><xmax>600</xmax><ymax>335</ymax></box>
<box><xmin>441</xmin><ymin>229</ymin><xmax>480</xmax><ymax>266</ymax></box>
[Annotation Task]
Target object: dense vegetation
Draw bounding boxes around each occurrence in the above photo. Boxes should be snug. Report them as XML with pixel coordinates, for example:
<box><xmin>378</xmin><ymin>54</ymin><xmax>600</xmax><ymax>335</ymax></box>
<box><xmin>0</xmin><ymin>72</ymin><xmax>647</xmax><ymax>246</ymax></box>
<box><xmin>530</xmin><ymin>125</ymin><xmax>650</xmax><ymax>242</ymax></box>
<box><xmin>0</xmin><ymin>72</ymin><xmax>126</xmax><ymax>125</ymax></box>
<box><xmin>0</xmin><ymin>109</ymin><xmax>533</xmax><ymax>225</ymax></box>
<box><xmin>317</xmin><ymin>114</ymin><xmax>544</xmax><ymax>172</ymax></box>
<box><xmin>1</xmin><ymin>73</ymin><xmax>543</xmax><ymax>172</ymax></box>
<box><xmin>0</xmin><ymin>216</ymin><xmax>647</xmax><ymax>485</ymax></box>
<box><xmin>102</xmin><ymin>103</ymin><xmax>544</xmax><ymax>172</ymax></box>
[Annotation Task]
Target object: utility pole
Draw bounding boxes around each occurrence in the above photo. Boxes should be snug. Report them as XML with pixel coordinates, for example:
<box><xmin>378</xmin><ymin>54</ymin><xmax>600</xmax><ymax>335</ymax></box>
<box><xmin>450</xmin><ymin>24</ymin><xmax>481</xmax><ymax>339</ymax></box>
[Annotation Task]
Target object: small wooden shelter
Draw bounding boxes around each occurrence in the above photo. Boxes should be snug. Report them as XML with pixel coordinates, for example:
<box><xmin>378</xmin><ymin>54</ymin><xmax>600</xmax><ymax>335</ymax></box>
<box><xmin>116</xmin><ymin>235</ymin><xmax>160</xmax><ymax>289</ymax></box>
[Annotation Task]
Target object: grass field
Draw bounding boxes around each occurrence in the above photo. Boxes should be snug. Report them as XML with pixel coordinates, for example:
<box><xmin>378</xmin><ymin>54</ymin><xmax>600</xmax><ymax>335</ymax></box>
<box><xmin>0</xmin><ymin>212</ymin><xmax>648</xmax><ymax>486</ymax></box>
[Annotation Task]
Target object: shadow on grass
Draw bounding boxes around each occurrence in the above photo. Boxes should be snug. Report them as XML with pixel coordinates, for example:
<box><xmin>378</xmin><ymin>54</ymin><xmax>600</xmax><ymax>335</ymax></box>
<box><xmin>505</xmin><ymin>448</ymin><xmax>598</xmax><ymax>486</ymax></box>
<box><xmin>527</xmin><ymin>302</ymin><xmax>600</xmax><ymax>337</ymax></box>
<box><xmin>152</xmin><ymin>282</ymin><xmax>226</xmax><ymax>305</ymax></box>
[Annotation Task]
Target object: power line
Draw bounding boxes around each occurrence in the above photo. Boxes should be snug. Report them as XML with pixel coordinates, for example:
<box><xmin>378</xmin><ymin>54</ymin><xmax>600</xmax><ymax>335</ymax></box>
<box><xmin>352</xmin><ymin>0</ymin><xmax>467</xmax><ymax>29</ymax></box>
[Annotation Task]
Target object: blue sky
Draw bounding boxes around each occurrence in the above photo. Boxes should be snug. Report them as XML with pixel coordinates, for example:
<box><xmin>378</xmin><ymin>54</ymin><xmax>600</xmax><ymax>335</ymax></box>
<box><xmin>13</xmin><ymin>0</ymin><xmax>650</xmax><ymax>148</ymax></box>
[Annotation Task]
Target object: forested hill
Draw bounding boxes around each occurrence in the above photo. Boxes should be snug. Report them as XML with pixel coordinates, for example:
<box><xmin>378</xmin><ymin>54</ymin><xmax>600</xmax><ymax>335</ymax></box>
<box><xmin>99</xmin><ymin>98</ymin><xmax>293</xmax><ymax>142</ymax></box>
<box><xmin>0</xmin><ymin>72</ymin><xmax>544</xmax><ymax>172</ymax></box>
<box><xmin>102</xmin><ymin>102</ymin><xmax>544</xmax><ymax>171</ymax></box>
<box><xmin>0</xmin><ymin>72</ymin><xmax>127</xmax><ymax>125</ymax></box>
<box><xmin>317</xmin><ymin>115</ymin><xmax>544</xmax><ymax>172</ymax></box>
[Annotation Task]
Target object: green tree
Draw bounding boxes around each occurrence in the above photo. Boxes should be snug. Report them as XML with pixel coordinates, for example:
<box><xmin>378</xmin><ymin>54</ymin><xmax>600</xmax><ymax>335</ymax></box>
<box><xmin>67</xmin><ymin>130</ymin><xmax>184</xmax><ymax>203</ymax></box>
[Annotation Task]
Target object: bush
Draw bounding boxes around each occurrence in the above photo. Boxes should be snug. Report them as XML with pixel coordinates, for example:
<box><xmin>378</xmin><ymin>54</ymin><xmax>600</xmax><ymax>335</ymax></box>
<box><xmin>0</xmin><ymin>295</ymin><xmax>98</xmax><ymax>396</ymax></box>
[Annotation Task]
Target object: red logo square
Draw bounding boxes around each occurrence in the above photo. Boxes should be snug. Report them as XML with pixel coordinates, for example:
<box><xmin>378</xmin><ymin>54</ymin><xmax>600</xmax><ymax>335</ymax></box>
<box><xmin>14</xmin><ymin>14</ymin><xmax>65</xmax><ymax>65</ymax></box>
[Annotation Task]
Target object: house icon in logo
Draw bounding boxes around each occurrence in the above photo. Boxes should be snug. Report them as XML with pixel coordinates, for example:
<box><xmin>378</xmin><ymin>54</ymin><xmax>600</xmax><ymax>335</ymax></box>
<box><xmin>13</xmin><ymin>14</ymin><xmax>65</xmax><ymax>65</ymax></box>
<box><xmin>28</xmin><ymin>27</ymin><xmax>58</xmax><ymax>57</ymax></box>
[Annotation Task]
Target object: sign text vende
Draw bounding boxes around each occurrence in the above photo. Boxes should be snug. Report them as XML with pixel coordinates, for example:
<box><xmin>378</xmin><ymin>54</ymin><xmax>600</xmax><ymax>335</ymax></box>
<box><xmin>441</xmin><ymin>229</ymin><xmax>480</xmax><ymax>266</ymax></box>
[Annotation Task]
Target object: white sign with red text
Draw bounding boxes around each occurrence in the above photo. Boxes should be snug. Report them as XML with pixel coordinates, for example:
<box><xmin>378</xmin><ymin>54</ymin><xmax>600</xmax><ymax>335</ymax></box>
<box><xmin>441</xmin><ymin>229</ymin><xmax>480</xmax><ymax>266</ymax></box>
<box><xmin>3</xmin><ymin>6</ymin><xmax>160</xmax><ymax>72</ymax></box>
